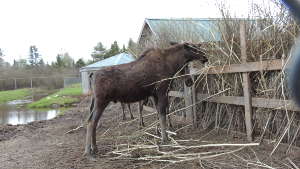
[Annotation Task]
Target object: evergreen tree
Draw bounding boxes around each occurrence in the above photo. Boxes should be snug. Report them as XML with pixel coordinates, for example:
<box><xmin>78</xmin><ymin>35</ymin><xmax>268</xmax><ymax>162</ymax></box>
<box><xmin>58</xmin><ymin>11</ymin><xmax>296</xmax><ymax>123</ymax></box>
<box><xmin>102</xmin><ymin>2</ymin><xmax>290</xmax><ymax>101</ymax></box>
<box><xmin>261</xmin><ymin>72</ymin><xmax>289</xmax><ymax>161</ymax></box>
<box><xmin>91</xmin><ymin>42</ymin><xmax>106</xmax><ymax>61</ymax></box>
<box><xmin>53</xmin><ymin>52</ymin><xmax>74</xmax><ymax>68</ymax></box>
<box><xmin>62</xmin><ymin>52</ymin><xmax>74</xmax><ymax>68</ymax></box>
<box><xmin>75</xmin><ymin>58</ymin><xmax>85</xmax><ymax>68</ymax></box>
<box><xmin>104</xmin><ymin>41</ymin><xmax>120</xmax><ymax>58</ymax></box>
<box><xmin>28</xmin><ymin>45</ymin><xmax>40</xmax><ymax>66</ymax></box>
<box><xmin>121</xmin><ymin>44</ymin><xmax>126</xmax><ymax>53</ymax></box>
<box><xmin>127</xmin><ymin>38</ymin><xmax>137</xmax><ymax>51</ymax></box>
<box><xmin>54</xmin><ymin>54</ymin><xmax>65</xmax><ymax>68</ymax></box>
<box><xmin>0</xmin><ymin>48</ymin><xmax>4</xmax><ymax>67</ymax></box>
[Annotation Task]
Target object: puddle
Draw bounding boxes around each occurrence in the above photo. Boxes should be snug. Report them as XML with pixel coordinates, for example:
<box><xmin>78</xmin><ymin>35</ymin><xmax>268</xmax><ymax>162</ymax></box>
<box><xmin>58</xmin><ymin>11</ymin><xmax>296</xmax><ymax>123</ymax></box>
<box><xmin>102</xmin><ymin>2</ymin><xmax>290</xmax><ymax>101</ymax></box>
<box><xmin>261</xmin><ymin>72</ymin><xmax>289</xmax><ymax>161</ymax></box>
<box><xmin>0</xmin><ymin>100</ymin><xmax>61</xmax><ymax>125</ymax></box>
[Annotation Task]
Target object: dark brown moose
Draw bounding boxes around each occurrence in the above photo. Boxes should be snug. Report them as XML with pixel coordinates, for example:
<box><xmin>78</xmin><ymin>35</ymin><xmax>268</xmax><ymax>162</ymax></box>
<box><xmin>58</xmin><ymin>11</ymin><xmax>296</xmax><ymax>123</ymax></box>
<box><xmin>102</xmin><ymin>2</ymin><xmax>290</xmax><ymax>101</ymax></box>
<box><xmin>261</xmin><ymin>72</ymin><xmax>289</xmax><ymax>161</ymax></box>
<box><xmin>84</xmin><ymin>42</ymin><xmax>207</xmax><ymax>157</ymax></box>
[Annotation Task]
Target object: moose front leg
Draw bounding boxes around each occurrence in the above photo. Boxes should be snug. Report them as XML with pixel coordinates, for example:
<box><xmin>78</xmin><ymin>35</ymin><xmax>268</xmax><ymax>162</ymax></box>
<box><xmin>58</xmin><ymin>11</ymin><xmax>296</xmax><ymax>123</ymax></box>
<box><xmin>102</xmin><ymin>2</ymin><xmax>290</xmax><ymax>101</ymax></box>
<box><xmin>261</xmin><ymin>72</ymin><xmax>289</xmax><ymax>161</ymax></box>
<box><xmin>156</xmin><ymin>96</ymin><xmax>168</xmax><ymax>143</ymax></box>
<box><xmin>127</xmin><ymin>104</ymin><xmax>134</xmax><ymax>120</ymax></box>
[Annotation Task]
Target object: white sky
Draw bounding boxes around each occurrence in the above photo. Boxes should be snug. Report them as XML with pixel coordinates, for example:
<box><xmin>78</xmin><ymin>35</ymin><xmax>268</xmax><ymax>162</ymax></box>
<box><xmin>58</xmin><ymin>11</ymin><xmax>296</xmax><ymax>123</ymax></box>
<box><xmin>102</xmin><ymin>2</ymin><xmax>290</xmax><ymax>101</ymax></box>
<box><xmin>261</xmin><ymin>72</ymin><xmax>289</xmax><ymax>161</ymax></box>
<box><xmin>0</xmin><ymin>0</ymin><xmax>261</xmax><ymax>64</ymax></box>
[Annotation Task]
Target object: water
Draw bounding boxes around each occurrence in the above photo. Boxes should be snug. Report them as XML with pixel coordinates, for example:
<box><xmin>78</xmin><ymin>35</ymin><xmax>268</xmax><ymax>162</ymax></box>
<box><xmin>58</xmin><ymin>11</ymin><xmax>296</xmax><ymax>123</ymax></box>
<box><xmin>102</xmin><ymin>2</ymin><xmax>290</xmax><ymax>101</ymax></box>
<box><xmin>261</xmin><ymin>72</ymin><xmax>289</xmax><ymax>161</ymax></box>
<box><xmin>0</xmin><ymin>100</ymin><xmax>60</xmax><ymax>125</ymax></box>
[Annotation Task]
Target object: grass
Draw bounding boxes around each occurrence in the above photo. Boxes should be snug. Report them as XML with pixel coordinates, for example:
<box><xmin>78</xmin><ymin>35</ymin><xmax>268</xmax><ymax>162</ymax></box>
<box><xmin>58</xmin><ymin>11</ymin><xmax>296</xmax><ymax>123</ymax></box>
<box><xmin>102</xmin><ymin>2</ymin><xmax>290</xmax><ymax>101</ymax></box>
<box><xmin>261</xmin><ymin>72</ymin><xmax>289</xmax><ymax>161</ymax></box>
<box><xmin>0</xmin><ymin>88</ymin><xmax>31</xmax><ymax>104</ymax></box>
<box><xmin>28</xmin><ymin>84</ymin><xmax>82</xmax><ymax>108</ymax></box>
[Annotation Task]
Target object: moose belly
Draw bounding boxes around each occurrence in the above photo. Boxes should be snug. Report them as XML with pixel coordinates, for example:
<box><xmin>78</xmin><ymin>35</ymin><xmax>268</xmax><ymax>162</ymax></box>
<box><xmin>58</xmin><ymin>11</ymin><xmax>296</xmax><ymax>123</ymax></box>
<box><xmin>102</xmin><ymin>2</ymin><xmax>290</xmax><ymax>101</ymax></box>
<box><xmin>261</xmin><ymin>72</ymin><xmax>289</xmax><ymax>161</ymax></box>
<box><xmin>111</xmin><ymin>87</ymin><xmax>152</xmax><ymax>103</ymax></box>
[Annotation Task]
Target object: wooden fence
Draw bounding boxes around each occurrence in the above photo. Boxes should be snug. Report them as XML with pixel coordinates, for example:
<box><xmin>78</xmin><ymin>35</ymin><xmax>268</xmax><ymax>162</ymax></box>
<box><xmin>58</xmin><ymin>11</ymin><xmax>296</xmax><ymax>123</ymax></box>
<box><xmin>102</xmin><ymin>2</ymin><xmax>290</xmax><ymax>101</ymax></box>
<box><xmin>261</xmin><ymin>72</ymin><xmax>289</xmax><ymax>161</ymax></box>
<box><xmin>142</xmin><ymin>21</ymin><xmax>298</xmax><ymax>142</ymax></box>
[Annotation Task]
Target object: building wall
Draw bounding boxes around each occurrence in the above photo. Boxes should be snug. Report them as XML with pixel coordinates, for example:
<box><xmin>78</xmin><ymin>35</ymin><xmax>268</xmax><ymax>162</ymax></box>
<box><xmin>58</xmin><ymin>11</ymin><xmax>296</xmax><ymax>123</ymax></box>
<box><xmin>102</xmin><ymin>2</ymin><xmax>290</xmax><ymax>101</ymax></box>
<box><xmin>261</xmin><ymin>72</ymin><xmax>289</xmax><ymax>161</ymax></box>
<box><xmin>81</xmin><ymin>71</ymin><xmax>90</xmax><ymax>94</ymax></box>
<box><xmin>138</xmin><ymin>24</ymin><xmax>154</xmax><ymax>48</ymax></box>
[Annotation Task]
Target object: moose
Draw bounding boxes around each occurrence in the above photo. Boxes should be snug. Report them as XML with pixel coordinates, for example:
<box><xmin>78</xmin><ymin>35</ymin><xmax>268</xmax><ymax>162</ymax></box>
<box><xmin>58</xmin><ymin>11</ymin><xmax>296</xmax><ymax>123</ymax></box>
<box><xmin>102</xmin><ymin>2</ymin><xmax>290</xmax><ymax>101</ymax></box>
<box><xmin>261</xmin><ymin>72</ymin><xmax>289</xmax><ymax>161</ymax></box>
<box><xmin>84</xmin><ymin>42</ymin><xmax>207</xmax><ymax>157</ymax></box>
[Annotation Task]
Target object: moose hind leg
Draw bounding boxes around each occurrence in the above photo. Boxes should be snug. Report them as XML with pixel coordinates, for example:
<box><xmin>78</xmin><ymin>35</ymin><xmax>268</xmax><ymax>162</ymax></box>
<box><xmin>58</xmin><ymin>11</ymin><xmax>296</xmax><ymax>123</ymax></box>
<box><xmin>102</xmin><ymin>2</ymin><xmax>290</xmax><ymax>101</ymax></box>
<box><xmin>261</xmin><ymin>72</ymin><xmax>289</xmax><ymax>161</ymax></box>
<box><xmin>91</xmin><ymin>101</ymin><xmax>108</xmax><ymax>155</ymax></box>
<box><xmin>84</xmin><ymin>97</ymin><xmax>96</xmax><ymax>156</ymax></box>
<box><xmin>84</xmin><ymin>121</ymin><xmax>93</xmax><ymax>156</ymax></box>
<box><xmin>121</xmin><ymin>103</ymin><xmax>126</xmax><ymax>120</ymax></box>
<box><xmin>127</xmin><ymin>104</ymin><xmax>134</xmax><ymax>119</ymax></box>
<box><xmin>138</xmin><ymin>101</ymin><xmax>145</xmax><ymax>127</ymax></box>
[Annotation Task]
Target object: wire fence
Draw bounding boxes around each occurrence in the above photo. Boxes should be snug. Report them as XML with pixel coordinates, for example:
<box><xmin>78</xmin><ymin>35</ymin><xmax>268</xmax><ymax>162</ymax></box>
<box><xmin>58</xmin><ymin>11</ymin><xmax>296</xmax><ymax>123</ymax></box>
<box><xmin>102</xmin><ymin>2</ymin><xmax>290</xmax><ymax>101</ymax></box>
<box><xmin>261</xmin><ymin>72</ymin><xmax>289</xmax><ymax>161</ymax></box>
<box><xmin>0</xmin><ymin>75</ymin><xmax>81</xmax><ymax>91</ymax></box>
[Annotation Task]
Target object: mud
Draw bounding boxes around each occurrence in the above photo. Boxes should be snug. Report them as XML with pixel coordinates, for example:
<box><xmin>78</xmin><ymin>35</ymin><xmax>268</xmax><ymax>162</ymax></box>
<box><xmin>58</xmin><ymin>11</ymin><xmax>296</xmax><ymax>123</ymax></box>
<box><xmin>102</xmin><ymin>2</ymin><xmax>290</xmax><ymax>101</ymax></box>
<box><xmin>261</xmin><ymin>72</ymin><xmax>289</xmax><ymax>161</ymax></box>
<box><xmin>1</xmin><ymin>98</ymin><xmax>300</xmax><ymax>169</ymax></box>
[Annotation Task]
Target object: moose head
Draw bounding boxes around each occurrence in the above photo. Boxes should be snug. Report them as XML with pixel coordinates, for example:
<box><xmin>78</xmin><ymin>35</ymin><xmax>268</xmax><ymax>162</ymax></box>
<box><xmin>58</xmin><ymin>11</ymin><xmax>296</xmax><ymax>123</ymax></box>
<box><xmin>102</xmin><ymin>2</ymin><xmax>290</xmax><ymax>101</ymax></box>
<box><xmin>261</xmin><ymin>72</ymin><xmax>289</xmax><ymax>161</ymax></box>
<box><xmin>170</xmin><ymin>41</ymin><xmax>208</xmax><ymax>64</ymax></box>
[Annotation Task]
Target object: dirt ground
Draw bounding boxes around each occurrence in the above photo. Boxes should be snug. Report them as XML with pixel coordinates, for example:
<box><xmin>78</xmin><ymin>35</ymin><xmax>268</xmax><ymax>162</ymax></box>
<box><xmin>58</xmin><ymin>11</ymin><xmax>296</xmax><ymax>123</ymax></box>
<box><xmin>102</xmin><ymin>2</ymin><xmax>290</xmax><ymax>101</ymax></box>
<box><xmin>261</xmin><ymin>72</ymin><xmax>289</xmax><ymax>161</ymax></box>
<box><xmin>1</xmin><ymin>98</ymin><xmax>300</xmax><ymax>169</ymax></box>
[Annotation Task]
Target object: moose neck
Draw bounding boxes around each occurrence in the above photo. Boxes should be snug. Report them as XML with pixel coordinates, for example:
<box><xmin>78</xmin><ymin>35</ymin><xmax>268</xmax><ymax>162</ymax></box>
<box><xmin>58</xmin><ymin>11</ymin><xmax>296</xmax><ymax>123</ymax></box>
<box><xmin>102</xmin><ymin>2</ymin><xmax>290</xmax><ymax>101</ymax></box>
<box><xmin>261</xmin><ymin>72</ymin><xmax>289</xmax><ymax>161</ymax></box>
<box><xmin>164</xmin><ymin>48</ymin><xmax>189</xmax><ymax>76</ymax></box>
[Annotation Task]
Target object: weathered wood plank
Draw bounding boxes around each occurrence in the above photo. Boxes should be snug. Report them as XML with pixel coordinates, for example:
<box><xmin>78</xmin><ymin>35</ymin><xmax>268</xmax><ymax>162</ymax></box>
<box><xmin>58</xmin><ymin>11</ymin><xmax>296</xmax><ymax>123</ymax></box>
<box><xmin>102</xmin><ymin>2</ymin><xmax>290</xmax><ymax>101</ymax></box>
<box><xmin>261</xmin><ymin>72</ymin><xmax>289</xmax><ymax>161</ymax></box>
<box><xmin>197</xmin><ymin>94</ymin><xmax>300</xmax><ymax>112</ymax></box>
<box><xmin>169</xmin><ymin>91</ymin><xmax>184</xmax><ymax>98</ymax></box>
<box><xmin>191</xmin><ymin>59</ymin><xmax>286</xmax><ymax>75</ymax></box>
<box><xmin>168</xmin><ymin>91</ymin><xmax>300</xmax><ymax>111</ymax></box>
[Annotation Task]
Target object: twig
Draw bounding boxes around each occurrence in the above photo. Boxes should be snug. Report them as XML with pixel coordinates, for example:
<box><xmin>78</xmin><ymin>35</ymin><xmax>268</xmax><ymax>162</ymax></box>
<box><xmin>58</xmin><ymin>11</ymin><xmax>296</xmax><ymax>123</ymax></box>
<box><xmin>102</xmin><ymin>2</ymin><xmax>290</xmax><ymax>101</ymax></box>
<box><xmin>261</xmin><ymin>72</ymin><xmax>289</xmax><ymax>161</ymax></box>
<box><xmin>65</xmin><ymin>125</ymin><xmax>83</xmax><ymax>134</ymax></box>
<box><xmin>286</xmin><ymin>157</ymin><xmax>299</xmax><ymax>169</ymax></box>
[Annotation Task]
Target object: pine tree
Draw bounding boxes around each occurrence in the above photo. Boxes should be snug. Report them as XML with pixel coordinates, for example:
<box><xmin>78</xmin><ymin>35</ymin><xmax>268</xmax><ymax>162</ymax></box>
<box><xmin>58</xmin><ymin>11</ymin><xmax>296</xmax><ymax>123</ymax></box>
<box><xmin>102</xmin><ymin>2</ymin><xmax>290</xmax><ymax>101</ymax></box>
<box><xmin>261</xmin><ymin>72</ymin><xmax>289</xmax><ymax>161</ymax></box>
<box><xmin>28</xmin><ymin>45</ymin><xmax>40</xmax><ymax>66</ymax></box>
<box><xmin>91</xmin><ymin>42</ymin><xmax>106</xmax><ymax>61</ymax></box>
<box><xmin>104</xmin><ymin>41</ymin><xmax>120</xmax><ymax>58</ymax></box>
<box><xmin>0</xmin><ymin>48</ymin><xmax>4</xmax><ymax>67</ymax></box>
<box><xmin>75</xmin><ymin>58</ymin><xmax>85</xmax><ymax>68</ymax></box>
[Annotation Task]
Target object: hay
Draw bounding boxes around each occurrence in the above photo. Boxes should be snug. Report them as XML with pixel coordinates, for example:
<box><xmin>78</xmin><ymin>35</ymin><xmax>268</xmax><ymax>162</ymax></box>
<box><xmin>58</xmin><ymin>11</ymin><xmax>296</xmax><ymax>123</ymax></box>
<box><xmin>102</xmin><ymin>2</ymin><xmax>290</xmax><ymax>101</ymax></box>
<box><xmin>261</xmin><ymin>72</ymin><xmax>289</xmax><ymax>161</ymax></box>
<box><xmin>123</xmin><ymin>0</ymin><xmax>300</xmax><ymax>166</ymax></box>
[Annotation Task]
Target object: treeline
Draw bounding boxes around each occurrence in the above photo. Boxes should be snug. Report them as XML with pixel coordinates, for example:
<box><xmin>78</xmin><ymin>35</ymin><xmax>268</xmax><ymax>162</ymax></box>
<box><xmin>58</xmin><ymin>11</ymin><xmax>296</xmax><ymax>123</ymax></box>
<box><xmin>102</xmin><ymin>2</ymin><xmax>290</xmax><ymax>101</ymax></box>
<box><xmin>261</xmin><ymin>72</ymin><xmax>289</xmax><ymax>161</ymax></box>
<box><xmin>91</xmin><ymin>39</ymin><xmax>137</xmax><ymax>61</ymax></box>
<box><xmin>0</xmin><ymin>38</ymin><xmax>138</xmax><ymax>71</ymax></box>
<box><xmin>0</xmin><ymin>39</ymin><xmax>138</xmax><ymax>90</ymax></box>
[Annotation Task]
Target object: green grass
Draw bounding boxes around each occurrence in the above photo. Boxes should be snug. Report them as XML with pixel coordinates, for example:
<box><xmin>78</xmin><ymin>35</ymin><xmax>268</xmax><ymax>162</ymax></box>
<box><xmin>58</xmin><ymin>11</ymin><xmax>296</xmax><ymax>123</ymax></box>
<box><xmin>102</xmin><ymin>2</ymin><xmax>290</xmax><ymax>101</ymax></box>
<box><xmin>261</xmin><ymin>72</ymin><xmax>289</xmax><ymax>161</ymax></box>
<box><xmin>0</xmin><ymin>88</ymin><xmax>31</xmax><ymax>104</ymax></box>
<box><xmin>28</xmin><ymin>84</ymin><xmax>82</xmax><ymax>108</ymax></box>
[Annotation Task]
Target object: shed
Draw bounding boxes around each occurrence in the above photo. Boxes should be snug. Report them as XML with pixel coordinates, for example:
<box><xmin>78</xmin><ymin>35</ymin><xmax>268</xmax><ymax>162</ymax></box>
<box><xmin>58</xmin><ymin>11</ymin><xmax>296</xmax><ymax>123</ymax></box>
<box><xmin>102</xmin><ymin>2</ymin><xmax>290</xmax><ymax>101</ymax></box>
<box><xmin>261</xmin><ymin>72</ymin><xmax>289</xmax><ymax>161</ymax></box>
<box><xmin>80</xmin><ymin>52</ymin><xmax>135</xmax><ymax>94</ymax></box>
<box><xmin>137</xmin><ymin>18</ymin><xmax>260</xmax><ymax>47</ymax></box>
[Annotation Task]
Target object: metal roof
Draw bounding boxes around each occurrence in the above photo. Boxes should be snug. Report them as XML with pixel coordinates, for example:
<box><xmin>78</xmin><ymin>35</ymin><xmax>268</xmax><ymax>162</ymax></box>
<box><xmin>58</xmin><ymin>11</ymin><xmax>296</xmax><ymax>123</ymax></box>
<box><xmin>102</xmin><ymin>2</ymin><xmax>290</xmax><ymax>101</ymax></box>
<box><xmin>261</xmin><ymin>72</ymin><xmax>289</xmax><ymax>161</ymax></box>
<box><xmin>138</xmin><ymin>18</ymin><xmax>258</xmax><ymax>43</ymax></box>
<box><xmin>80</xmin><ymin>52</ymin><xmax>135</xmax><ymax>72</ymax></box>
<box><xmin>144</xmin><ymin>18</ymin><xmax>222</xmax><ymax>42</ymax></box>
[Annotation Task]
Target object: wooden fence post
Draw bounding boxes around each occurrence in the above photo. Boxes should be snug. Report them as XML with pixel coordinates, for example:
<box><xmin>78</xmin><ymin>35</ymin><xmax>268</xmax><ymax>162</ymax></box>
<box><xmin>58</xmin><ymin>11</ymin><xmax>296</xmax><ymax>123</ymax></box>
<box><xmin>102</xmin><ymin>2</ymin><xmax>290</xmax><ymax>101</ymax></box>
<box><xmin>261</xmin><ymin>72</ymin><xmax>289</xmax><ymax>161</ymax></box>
<box><xmin>14</xmin><ymin>78</ymin><xmax>17</xmax><ymax>89</ymax></box>
<box><xmin>184</xmin><ymin>65</ymin><xmax>194</xmax><ymax>124</ymax></box>
<box><xmin>30</xmin><ymin>78</ymin><xmax>33</xmax><ymax>89</ymax></box>
<box><xmin>190</xmin><ymin>62</ymin><xmax>198</xmax><ymax>127</ymax></box>
<box><xmin>240</xmin><ymin>21</ymin><xmax>253</xmax><ymax>141</ymax></box>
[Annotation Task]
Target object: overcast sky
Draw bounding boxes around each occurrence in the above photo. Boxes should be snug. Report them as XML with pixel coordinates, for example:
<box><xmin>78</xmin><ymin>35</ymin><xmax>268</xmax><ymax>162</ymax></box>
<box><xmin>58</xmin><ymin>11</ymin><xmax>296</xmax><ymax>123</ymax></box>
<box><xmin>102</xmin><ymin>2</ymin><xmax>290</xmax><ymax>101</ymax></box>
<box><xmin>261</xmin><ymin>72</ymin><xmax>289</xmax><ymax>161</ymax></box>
<box><xmin>0</xmin><ymin>0</ymin><xmax>262</xmax><ymax>64</ymax></box>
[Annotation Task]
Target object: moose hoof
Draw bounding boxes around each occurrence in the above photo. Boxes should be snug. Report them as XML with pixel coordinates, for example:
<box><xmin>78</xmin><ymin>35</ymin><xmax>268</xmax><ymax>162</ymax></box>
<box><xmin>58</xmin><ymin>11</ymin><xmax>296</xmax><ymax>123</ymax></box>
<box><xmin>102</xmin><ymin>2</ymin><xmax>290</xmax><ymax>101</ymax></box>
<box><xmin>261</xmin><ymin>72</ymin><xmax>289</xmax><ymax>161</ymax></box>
<box><xmin>83</xmin><ymin>151</ymin><xmax>97</xmax><ymax>161</ymax></box>
<box><xmin>161</xmin><ymin>137</ymin><xmax>169</xmax><ymax>144</ymax></box>
<box><xmin>87</xmin><ymin>155</ymin><xmax>97</xmax><ymax>162</ymax></box>
<box><xmin>91</xmin><ymin>146</ymin><xmax>98</xmax><ymax>155</ymax></box>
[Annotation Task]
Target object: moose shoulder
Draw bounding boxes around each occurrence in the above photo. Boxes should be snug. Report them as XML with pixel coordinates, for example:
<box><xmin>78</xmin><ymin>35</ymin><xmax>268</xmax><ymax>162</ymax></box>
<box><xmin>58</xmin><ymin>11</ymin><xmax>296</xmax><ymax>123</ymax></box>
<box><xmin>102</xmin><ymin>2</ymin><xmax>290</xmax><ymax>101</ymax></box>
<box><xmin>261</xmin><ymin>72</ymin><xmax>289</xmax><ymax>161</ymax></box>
<box><xmin>84</xmin><ymin>42</ymin><xmax>208</xmax><ymax>158</ymax></box>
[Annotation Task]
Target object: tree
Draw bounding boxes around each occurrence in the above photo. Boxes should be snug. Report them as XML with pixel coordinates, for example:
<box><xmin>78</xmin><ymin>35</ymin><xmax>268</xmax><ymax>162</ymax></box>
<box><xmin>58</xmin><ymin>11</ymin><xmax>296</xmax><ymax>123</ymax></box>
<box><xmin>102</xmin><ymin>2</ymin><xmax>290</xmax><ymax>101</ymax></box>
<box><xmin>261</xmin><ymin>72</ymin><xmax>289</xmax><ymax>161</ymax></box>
<box><xmin>127</xmin><ymin>38</ymin><xmax>138</xmax><ymax>56</ymax></box>
<box><xmin>38</xmin><ymin>58</ymin><xmax>45</xmax><ymax>66</ymax></box>
<box><xmin>54</xmin><ymin>54</ymin><xmax>65</xmax><ymax>68</ymax></box>
<box><xmin>13</xmin><ymin>59</ymin><xmax>27</xmax><ymax>68</ymax></box>
<box><xmin>104</xmin><ymin>41</ymin><xmax>120</xmax><ymax>58</ymax></box>
<box><xmin>91</xmin><ymin>42</ymin><xmax>106</xmax><ymax>61</ymax></box>
<box><xmin>121</xmin><ymin>44</ymin><xmax>126</xmax><ymax>53</ymax></box>
<box><xmin>0</xmin><ymin>48</ymin><xmax>4</xmax><ymax>67</ymax></box>
<box><xmin>127</xmin><ymin>38</ymin><xmax>137</xmax><ymax>51</ymax></box>
<box><xmin>53</xmin><ymin>52</ymin><xmax>74</xmax><ymax>68</ymax></box>
<box><xmin>0</xmin><ymin>48</ymin><xmax>3</xmax><ymax>57</ymax></box>
<box><xmin>75</xmin><ymin>58</ymin><xmax>85</xmax><ymax>68</ymax></box>
<box><xmin>62</xmin><ymin>52</ymin><xmax>74</xmax><ymax>68</ymax></box>
<box><xmin>28</xmin><ymin>45</ymin><xmax>41</xmax><ymax>66</ymax></box>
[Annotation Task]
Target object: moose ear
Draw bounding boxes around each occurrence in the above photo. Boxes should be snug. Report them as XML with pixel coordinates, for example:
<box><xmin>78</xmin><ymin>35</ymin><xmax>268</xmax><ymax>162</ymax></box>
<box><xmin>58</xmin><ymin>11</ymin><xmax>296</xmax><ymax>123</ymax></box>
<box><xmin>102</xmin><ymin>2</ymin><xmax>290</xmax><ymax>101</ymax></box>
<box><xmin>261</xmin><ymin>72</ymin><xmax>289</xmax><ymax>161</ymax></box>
<box><xmin>169</xmin><ymin>41</ymin><xmax>178</xmax><ymax>45</ymax></box>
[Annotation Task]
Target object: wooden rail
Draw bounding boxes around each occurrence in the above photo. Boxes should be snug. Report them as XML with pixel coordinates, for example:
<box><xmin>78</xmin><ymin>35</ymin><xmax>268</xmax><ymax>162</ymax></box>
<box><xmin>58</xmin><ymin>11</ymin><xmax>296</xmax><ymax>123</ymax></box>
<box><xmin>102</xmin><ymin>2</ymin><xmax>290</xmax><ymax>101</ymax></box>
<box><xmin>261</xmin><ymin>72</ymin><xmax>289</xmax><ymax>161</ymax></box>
<box><xmin>167</xmin><ymin>91</ymin><xmax>300</xmax><ymax>112</ymax></box>
<box><xmin>191</xmin><ymin>59</ymin><xmax>287</xmax><ymax>75</ymax></box>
